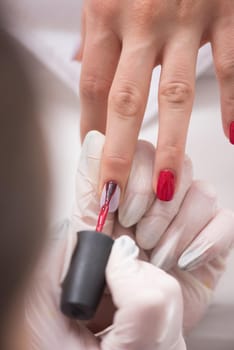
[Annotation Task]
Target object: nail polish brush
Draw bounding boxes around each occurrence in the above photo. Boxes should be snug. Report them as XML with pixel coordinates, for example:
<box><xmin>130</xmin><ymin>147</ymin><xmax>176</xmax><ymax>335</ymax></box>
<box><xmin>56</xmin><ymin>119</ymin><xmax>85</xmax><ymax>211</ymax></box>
<box><xmin>61</xmin><ymin>181</ymin><xmax>118</xmax><ymax>321</ymax></box>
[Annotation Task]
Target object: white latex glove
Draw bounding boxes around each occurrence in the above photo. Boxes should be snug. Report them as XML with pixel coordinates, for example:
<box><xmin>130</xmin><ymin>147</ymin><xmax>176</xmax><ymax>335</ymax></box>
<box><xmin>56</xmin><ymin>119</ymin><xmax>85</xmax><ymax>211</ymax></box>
<box><xmin>25</xmin><ymin>131</ymin><xmax>186</xmax><ymax>350</ymax></box>
<box><xmin>119</xmin><ymin>139</ymin><xmax>234</xmax><ymax>334</ymax></box>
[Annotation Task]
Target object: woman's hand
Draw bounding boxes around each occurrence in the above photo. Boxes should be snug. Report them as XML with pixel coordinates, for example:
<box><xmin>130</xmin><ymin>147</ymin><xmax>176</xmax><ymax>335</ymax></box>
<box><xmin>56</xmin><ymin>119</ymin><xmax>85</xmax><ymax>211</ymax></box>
<box><xmin>78</xmin><ymin>0</ymin><xmax>234</xmax><ymax>200</ymax></box>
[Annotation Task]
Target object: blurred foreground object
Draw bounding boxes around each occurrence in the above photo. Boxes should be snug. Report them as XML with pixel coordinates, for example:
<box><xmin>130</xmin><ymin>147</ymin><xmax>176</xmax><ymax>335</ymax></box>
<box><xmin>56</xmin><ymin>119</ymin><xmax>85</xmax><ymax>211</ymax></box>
<box><xmin>0</xmin><ymin>21</ymin><xmax>50</xmax><ymax>349</ymax></box>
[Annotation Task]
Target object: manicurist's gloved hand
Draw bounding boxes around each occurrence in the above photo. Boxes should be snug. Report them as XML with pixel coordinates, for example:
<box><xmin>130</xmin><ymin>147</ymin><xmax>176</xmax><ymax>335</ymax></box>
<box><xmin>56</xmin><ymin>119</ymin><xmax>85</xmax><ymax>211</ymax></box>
<box><xmin>25</xmin><ymin>131</ymin><xmax>186</xmax><ymax>350</ymax></box>
<box><xmin>118</xmin><ymin>137</ymin><xmax>234</xmax><ymax>334</ymax></box>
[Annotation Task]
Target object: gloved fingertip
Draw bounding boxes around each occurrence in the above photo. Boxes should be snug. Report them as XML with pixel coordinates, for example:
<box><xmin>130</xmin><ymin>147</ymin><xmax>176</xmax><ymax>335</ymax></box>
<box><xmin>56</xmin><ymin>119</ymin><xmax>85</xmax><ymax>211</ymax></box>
<box><xmin>107</xmin><ymin>236</ymin><xmax>139</xmax><ymax>272</ymax></box>
<box><xmin>79</xmin><ymin>130</ymin><xmax>105</xmax><ymax>176</ymax></box>
<box><xmin>113</xmin><ymin>235</ymin><xmax>139</xmax><ymax>259</ymax></box>
<box><xmin>81</xmin><ymin>130</ymin><xmax>105</xmax><ymax>156</ymax></box>
<box><xmin>177</xmin><ymin>240</ymin><xmax>214</xmax><ymax>271</ymax></box>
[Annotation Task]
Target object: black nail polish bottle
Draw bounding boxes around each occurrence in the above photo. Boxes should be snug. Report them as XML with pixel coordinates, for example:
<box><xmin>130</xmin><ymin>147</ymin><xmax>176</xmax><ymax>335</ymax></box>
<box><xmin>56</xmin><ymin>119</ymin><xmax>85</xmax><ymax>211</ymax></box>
<box><xmin>60</xmin><ymin>230</ymin><xmax>114</xmax><ymax>320</ymax></box>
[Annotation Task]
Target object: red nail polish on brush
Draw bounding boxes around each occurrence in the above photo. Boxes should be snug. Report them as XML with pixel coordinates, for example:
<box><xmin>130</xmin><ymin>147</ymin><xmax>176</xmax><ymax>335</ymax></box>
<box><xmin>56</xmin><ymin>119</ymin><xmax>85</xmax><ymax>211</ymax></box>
<box><xmin>157</xmin><ymin>170</ymin><xmax>175</xmax><ymax>201</ymax></box>
<box><xmin>97</xmin><ymin>181</ymin><xmax>118</xmax><ymax>232</ymax></box>
<box><xmin>229</xmin><ymin>122</ymin><xmax>234</xmax><ymax>144</ymax></box>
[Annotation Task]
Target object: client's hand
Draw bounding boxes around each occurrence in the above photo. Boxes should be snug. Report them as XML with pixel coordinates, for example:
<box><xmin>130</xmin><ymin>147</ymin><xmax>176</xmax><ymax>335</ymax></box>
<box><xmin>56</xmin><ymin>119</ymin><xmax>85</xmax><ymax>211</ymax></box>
<box><xmin>25</xmin><ymin>131</ymin><xmax>186</xmax><ymax>350</ymax></box>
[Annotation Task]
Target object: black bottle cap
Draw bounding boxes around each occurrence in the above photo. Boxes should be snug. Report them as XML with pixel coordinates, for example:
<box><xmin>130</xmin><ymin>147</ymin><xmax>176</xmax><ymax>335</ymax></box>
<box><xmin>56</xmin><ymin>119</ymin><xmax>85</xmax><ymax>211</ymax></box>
<box><xmin>60</xmin><ymin>230</ymin><xmax>114</xmax><ymax>320</ymax></box>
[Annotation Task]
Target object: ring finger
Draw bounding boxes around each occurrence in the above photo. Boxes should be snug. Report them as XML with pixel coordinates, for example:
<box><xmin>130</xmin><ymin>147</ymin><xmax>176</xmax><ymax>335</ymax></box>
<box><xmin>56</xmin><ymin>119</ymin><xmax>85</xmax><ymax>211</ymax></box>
<box><xmin>154</xmin><ymin>30</ymin><xmax>201</xmax><ymax>201</ymax></box>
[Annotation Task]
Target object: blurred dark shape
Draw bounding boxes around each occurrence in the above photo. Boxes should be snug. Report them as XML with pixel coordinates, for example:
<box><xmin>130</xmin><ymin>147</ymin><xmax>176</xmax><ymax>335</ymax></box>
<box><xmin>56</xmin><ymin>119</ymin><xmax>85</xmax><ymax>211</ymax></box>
<box><xmin>0</xmin><ymin>19</ymin><xmax>50</xmax><ymax>347</ymax></box>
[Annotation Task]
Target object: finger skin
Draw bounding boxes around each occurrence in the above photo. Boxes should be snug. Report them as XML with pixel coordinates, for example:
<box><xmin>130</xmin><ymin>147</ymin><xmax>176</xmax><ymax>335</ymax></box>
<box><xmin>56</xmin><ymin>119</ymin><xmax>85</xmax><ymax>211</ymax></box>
<box><xmin>80</xmin><ymin>25</ymin><xmax>121</xmax><ymax>140</ymax></box>
<box><xmin>99</xmin><ymin>39</ymin><xmax>156</xmax><ymax>194</ymax></box>
<box><xmin>154</xmin><ymin>31</ymin><xmax>200</xmax><ymax>199</ymax></box>
<box><xmin>211</xmin><ymin>14</ymin><xmax>234</xmax><ymax>142</ymax></box>
<box><xmin>136</xmin><ymin>156</ymin><xmax>193</xmax><ymax>250</ymax></box>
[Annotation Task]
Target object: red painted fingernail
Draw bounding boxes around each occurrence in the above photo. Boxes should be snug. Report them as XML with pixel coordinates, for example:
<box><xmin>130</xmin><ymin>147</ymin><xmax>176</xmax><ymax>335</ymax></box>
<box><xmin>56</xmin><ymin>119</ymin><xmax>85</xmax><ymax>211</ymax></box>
<box><xmin>229</xmin><ymin>122</ymin><xmax>234</xmax><ymax>144</ymax></box>
<box><xmin>156</xmin><ymin>170</ymin><xmax>175</xmax><ymax>201</ymax></box>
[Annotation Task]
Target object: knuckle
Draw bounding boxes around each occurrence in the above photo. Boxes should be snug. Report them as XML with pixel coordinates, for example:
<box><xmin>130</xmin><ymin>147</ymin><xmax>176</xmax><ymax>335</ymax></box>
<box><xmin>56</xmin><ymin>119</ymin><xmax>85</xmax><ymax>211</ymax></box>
<box><xmin>159</xmin><ymin>81</ymin><xmax>193</xmax><ymax>104</ymax></box>
<box><xmin>102</xmin><ymin>152</ymin><xmax>131</xmax><ymax>182</ymax></box>
<box><xmin>103</xmin><ymin>153</ymin><xmax>132</xmax><ymax>171</ymax></box>
<box><xmin>158</xmin><ymin>143</ymin><xmax>184</xmax><ymax>161</ymax></box>
<box><xmin>110</xmin><ymin>83</ymin><xmax>143</xmax><ymax>118</ymax></box>
<box><xmin>80</xmin><ymin>76</ymin><xmax>110</xmax><ymax>101</ymax></box>
<box><xmin>216</xmin><ymin>59</ymin><xmax>234</xmax><ymax>81</ymax></box>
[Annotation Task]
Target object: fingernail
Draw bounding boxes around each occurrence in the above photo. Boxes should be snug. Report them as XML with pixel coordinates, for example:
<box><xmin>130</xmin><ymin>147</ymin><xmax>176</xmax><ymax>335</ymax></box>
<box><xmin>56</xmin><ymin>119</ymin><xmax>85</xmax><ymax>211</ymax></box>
<box><xmin>178</xmin><ymin>240</ymin><xmax>213</xmax><ymax>271</ymax></box>
<box><xmin>156</xmin><ymin>170</ymin><xmax>175</xmax><ymax>201</ymax></box>
<box><xmin>229</xmin><ymin>121</ymin><xmax>234</xmax><ymax>144</ymax></box>
<box><xmin>100</xmin><ymin>181</ymin><xmax>121</xmax><ymax>213</ymax></box>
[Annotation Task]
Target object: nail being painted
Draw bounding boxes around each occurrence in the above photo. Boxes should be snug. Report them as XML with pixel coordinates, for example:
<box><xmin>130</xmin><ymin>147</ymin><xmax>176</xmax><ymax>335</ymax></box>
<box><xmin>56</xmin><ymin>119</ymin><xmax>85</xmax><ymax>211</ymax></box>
<box><xmin>100</xmin><ymin>181</ymin><xmax>121</xmax><ymax>213</ymax></box>
<box><xmin>96</xmin><ymin>181</ymin><xmax>119</xmax><ymax>232</ymax></box>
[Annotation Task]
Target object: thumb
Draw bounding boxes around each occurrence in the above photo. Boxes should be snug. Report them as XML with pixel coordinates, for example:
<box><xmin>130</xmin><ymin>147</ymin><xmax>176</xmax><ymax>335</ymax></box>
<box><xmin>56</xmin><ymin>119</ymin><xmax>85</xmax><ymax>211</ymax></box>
<box><xmin>105</xmin><ymin>236</ymin><xmax>140</xmax><ymax>306</ymax></box>
<box><xmin>103</xmin><ymin>236</ymin><xmax>185</xmax><ymax>350</ymax></box>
